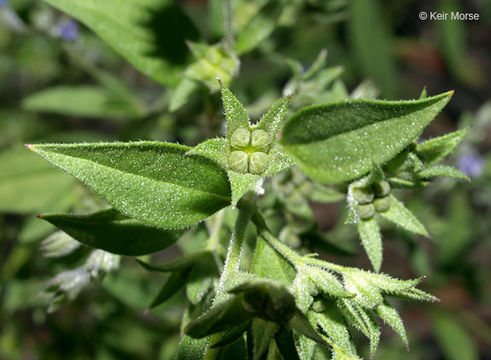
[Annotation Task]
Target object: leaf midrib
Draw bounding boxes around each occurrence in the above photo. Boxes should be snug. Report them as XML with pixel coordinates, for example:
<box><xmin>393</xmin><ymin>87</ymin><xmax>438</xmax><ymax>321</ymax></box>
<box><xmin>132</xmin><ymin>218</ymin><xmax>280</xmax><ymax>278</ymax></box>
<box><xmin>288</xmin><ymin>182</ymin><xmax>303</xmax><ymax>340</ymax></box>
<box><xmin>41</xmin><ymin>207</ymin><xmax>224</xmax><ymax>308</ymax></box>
<box><xmin>42</xmin><ymin>149</ymin><xmax>232</xmax><ymax>202</ymax></box>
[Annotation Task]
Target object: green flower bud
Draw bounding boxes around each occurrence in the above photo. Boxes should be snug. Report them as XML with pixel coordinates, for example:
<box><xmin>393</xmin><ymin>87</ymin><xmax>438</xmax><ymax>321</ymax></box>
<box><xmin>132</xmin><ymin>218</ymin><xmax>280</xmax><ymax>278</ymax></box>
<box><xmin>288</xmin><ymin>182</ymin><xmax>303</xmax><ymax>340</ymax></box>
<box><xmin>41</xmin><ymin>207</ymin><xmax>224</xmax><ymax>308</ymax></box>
<box><xmin>352</xmin><ymin>186</ymin><xmax>374</xmax><ymax>204</ymax></box>
<box><xmin>373</xmin><ymin>180</ymin><xmax>390</xmax><ymax>197</ymax></box>
<box><xmin>249</xmin><ymin>152</ymin><xmax>270</xmax><ymax>175</ymax></box>
<box><xmin>230</xmin><ymin>128</ymin><xmax>251</xmax><ymax>149</ymax></box>
<box><xmin>373</xmin><ymin>195</ymin><xmax>391</xmax><ymax>213</ymax></box>
<box><xmin>250</xmin><ymin>129</ymin><xmax>271</xmax><ymax>151</ymax></box>
<box><xmin>357</xmin><ymin>203</ymin><xmax>375</xmax><ymax>220</ymax></box>
<box><xmin>229</xmin><ymin>151</ymin><xmax>248</xmax><ymax>173</ymax></box>
<box><xmin>312</xmin><ymin>298</ymin><xmax>326</xmax><ymax>313</ymax></box>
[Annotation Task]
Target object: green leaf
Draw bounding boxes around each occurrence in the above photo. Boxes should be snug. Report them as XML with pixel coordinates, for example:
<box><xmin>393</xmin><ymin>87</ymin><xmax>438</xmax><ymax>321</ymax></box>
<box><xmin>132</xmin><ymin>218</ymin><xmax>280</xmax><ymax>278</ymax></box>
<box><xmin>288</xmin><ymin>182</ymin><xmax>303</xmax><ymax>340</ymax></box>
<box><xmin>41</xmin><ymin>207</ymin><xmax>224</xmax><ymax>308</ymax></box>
<box><xmin>38</xmin><ymin>208</ymin><xmax>181</xmax><ymax>256</ymax></box>
<box><xmin>375</xmin><ymin>302</ymin><xmax>408</xmax><ymax>350</ymax></box>
<box><xmin>349</xmin><ymin>0</ymin><xmax>398</xmax><ymax>96</ymax></box>
<box><xmin>255</xmin><ymin>96</ymin><xmax>292</xmax><ymax>148</ymax></box>
<box><xmin>235</xmin><ymin>4</ymin><xmax>276</xmax><ymax>55</ymax></box>
<box><xmin>416</xmin><ymin>128</ymin><xmax>468</xmax><ymax>166</ymax></box>
<box><xmin>149</xmin><ymin>271</ymin><xmax>188</xmax><ymax>308</ymax></box>
<box><xmin>251</xmin><ymin>319</ymin><xmax>280</xmax><ymax>360</ymax></box>
<box><xmin>431</xmin><ymin>310</ymin><xmax>478</xmax><ymax>360</ymax></box>
<box><xmin>176</xmin><ymin>334</ymin><xmax>208</xmax><ymax>360</ymax></box>
<box><xmin>210</xmin><ymin>322</ymin><xmax>250</xmax><ymax>349</ymax></box>
<box><xmin>0</xmin><ymin>146</ymin><xmax>75</xmax><ymax>213</ymax></box>
<box><xmin>275</xmin><ymin>328</ymin><xmax>301</xmax><ymax>360</ymax></box>
<box><xmin>43</xmin><ymin>0</ymin><xmax>199</xmax><ymax>87</ymax></box>
<box><xmin>337</xmin><ymin>299</ymin><xmax>380</xmax><ymax>358</ymax></box>
<box><xmin>307</xmin><ymin>267</ymin><xmax>353</xmax><ymax>298</ymax></box>
<box><xmin>344</xmin><ymin>270</ymin><xmax>383</xmax><ymax>309</ymax></box>
<box><xmin>185</xmin><ymin>296</ymin><xmax>252</xmax><ymax>338</ymax></box>
<box><xmin>251</xmin><ymin>237</ymin><xmax>296</xmax><ymax>285</ymax></box>
<box><xmin>169</xmin><ymin>79</ymin><xmax>200</xmax><ymax>112</ymax></box>
<box><xmin>22</xmin><ymin>86</ymin><xmax>139</xmax><ymax>119</ymax></box>
<box><xmin>356</xmin><ymin>219</ymin><xmax>382</xmax><ymax>272</ymax></box>
<box><xmin>418</xmin><ymin>165</ymin><xmax>469</xmax><ymax>181</ymax></box>
<box><xmin>309</xmin><ymin>304</ymin><xmax>352</xmax><ymax>353</ymax></box>
<box><xmin>137</xmin><ymin>251</ymin><xmax>210</xmax><ymax>273</ymax></box>
<box><xmin>379</xmin><ymin>195</ymin><xmax>429</xmax><ymax>237</ymax></box>
<box><xmin>28</xmin><ymin>142</ymin><xmax>231</xmax><ymax>229</ymax></box>
<box><xmin>223</xmin><ymin>88</ymin><xmax>249</xmax><ymax>141</ymax></box>
<box><xmin>228</xmin><ymin>171</ymin><xmax>261</xmax><ymax>206</ymax></box>
<box><xmin>280</xmin><ymin>92</ymin><xmax>453</xmax><ymax>184</ymax></box>
<box><xmin>186</xmin><ymin>252</ymin><xmax>218</xmax><ymax>305</ymax></box>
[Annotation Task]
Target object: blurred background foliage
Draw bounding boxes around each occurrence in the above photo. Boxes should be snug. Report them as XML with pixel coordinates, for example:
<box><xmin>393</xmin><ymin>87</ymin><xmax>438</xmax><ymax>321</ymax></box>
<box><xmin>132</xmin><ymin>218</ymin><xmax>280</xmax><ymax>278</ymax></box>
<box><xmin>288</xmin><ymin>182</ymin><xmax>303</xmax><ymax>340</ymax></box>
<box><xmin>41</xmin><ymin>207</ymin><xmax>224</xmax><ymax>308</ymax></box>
<box><xmin>0</xmin><ymin>0</ymin><xmax>490</xmax><ymax>359</ymax></box>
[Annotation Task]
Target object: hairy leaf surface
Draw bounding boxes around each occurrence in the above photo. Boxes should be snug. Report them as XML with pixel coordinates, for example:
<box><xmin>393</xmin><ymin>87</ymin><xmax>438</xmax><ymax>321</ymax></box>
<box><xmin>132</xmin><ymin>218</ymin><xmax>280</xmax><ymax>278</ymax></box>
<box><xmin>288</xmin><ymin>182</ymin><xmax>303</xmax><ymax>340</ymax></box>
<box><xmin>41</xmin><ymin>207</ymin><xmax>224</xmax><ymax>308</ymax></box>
<box><xmin>281</xmin><ymin>92</ymin><xmax>453</xmax><ymax>184</ymax></box>
<box><xmin>39</xmin><ymin>209</ymin><xmax>181</xmax><ymax>255</ymax></box>
<box><xmin>29</xmin><ymin>142</ymin><xmax>231</xmax><ymax>229</ymax></box>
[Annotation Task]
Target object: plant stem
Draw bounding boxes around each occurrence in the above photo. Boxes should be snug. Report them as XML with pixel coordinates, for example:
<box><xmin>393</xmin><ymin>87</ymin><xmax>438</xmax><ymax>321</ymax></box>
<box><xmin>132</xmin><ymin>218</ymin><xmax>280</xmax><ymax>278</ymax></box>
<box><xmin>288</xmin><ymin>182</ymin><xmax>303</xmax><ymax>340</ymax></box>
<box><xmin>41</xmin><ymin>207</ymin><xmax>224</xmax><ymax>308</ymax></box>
<box><xmin>206</xmin><ymin>209</ymin><xmax>225</xmax><ymax>272</ymax></box>
<box><xmin>204</xmin><ymin>195</ymin><xmax>253</xmax><ymax>359</ymax></box>
<box><xmin>223</xmin><ymin>0</ymin><xmax>234</xmax><ymax>51</ymax></box>
<box><xmin>215</xmin><ymin>200</ymin><xmax>252</xmax><ymax>302</ymax></box>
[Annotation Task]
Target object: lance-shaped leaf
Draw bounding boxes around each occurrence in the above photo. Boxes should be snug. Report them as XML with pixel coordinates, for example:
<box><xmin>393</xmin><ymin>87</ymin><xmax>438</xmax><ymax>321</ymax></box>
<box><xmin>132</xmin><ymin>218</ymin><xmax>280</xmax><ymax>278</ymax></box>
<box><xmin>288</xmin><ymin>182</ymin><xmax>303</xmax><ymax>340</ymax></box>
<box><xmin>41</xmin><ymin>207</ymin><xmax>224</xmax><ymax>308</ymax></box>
<box><xmin>185</xmin><ymin>296</ymin><xmax>253</xmax><ymax>338</ymax></box>
<box><xmin>38</xmin><ymin>208</ymin><xmax>181</xmax><ymax>256</ymax></box>
<box><xmin>22</xmin><ymin>86</ymin><xmax>139</xmax><ymax>119</ymax></box>
<box><xmin>280</xmin><ymin>92</ymin><xmax>453</xmax><ymax>184</ymax></box>
<box><xmin>28</xmin><ymin>142</ymin><xmax>231</xmax><ymax>229</ymax></box>
<box><xmin>137</xmin><ymin>251</ymin><xmax>211</xmax><ymax>273</ymax></box>
<box><xmin>223</xmin><ymin>88</ymin><xmax>249</xmax><ymax>140</ymax></box>
<box><xmin>416</xmin><ymin>128</ymin><xmax>468</xmax><ymax>166</ymax></box>
<box><xmin>250</xmin><ymin>318</ymin><xmax>280</xmax><ymax>360</ymax></box>
<box><xmin>149</xmin><ymin>270</ymin><xmax>188</xmax><ymax>308</ymax></box>
<box><xmin>309</xmin><ymin>302</ymin><xmax>352</xmax><ymax>353</ymax></box>
<box><xmin>418</xmin><ymin>165</ymin><xmax>469</xmax><ymax>181</ymax></box>
<box><xmin>307</xmin><ymin>267</ymin><xmax>353</xmax><ymax>298</ymax></box>
<box><xmin>379</xmin><ymin>195</ymin><xmax>429</xmax><ymax>237</ymax></box>
<box><xmin>275</xmin><ymin>328</ymin><xmax>301</xmax><ymax>360</ymax></box>
<box><xmin>375</xmin><ymin>302</ymin><xmax>409</xmax><ymax>350</ymax></box>
<box><xmin>357</xmin><ymin>218</ymin><xmax>383</xmax><ymax>272</ymax></box>
<box><xmin>43</xmin><ymin>0</ymin><xmax>199</xmax><ymax>87</ymax></box>
<box><xmin>337</xmin><ymin>299</ymin><xmax>380</xmax><ymax>358</ymax></box>
<box><xmin>254</xmin><ymin>96</ymin><xmax>292</xmax><ymax>151</ymax></box>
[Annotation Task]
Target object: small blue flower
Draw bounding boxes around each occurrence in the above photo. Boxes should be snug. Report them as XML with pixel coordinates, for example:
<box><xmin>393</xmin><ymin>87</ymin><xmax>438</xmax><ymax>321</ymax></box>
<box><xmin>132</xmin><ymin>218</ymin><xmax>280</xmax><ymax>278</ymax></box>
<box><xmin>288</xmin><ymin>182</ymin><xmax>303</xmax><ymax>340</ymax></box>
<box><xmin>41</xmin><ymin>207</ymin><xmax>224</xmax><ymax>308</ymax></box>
<box><xmin>458</xmin><ymin>153</ymin><xmax>484</xmax><ymax>177</ymax></box>
<box><xmin>58</xmin><ymin>19</ymin><xmax>79</xmax><ymax>41</ymax></box>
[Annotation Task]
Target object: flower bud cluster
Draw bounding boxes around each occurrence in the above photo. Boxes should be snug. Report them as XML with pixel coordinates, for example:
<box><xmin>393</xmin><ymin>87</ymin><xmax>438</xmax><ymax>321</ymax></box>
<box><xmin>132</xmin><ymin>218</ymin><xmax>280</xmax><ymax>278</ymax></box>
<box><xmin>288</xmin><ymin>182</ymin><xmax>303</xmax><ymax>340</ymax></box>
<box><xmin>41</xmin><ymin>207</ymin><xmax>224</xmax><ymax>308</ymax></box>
<box><xmin>352</xmin><ymin>180</ymin><xmax>391</xmax><ymax>220</ymax></box>
<box><xmin>228</xmin><ymin>128</ymin><xmax>272</xmax><ymax>175</ymax></box>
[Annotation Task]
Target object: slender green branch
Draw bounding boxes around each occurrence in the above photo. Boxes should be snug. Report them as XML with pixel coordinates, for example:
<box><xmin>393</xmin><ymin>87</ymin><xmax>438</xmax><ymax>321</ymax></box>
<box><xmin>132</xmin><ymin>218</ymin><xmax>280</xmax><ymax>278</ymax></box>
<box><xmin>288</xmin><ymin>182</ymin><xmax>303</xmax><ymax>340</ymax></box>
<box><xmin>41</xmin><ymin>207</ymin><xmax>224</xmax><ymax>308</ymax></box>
<box><xmin>206</xmin><ymin>209</ymin><xmax>225</xmax><ymax>272</ymax></box>
<box><xmin>204</xmin><ymin>196</ymin><xmax>254</xmax><ymax>360</ymax></box>
<box><xmin>223</xmin><ymin>0</ymin><xmax>234</xmax><ymax>51</ymax></box>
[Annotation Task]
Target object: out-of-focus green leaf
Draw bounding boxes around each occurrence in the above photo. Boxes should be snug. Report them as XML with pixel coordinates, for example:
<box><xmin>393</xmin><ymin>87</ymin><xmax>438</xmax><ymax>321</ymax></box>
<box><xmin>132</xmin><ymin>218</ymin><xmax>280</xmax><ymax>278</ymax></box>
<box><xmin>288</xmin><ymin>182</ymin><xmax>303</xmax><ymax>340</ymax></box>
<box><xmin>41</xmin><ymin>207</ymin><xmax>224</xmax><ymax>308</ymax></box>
<box><xmin>349</xmin><ymin>0</ymin><xmax>398</xmax><ymax>96</ymax></box>
<box><xmin>22</xmin><ymin>86</ymin><xmax>140</xmax><ymax>119</ymax></box>
<box><xmin>43</xmin><ymin>0</ymin><xmax>199</xmax><ymax>86</ymax></box>
<box><xmin>39</xmin><ymin>208</ymin><xmax>181</xmax><ymax>256</ymax></box>
<box><xmin>0</xmin><ymin>146</ymin><xmax>74</xmax><ymax>213</ymax></box>
<box><xmin>432</xmin><ymin>310</ymin><xmax>478</xmax><ymax>360</ymax></box>
<box><xmin>28</xmin><ymin>142</ymin><xmax>231</xmax><ymax>229</ymax></box>
<box><xmin>281</xmin><ymin>92</ymin><xmax>453</xmax><ymax>184</ymax></box>
<box><xmin>149</xmin><ymin>271</ymin><xmax>188</xmax><ymax>308</ymax></box>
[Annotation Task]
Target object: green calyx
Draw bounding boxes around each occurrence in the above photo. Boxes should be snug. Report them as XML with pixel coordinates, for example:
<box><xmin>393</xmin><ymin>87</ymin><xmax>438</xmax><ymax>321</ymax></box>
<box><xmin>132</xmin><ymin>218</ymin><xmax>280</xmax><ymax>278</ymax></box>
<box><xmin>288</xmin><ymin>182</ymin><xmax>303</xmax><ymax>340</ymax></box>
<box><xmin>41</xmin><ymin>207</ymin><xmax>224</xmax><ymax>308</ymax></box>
<box><xmin>228</xmin><ymin>128</ymin><xmax>272</xmax><ymax>174</ymax></box>
<box><xmin>352</xmin><ymin>179</ymin><xmax>392</xmax><ymax>219</ymax></box>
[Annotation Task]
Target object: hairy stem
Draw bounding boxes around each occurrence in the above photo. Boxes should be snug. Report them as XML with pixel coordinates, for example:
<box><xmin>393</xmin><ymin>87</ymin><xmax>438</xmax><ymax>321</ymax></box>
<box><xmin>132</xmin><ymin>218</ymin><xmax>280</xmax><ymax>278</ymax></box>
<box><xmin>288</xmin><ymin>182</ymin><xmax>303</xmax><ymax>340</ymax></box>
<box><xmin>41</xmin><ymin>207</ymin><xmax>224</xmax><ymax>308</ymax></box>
<box><xmin>205</xmin><ymin>195</ymin><xmax>253</xmax><ymax>359</ymax></box>
<box><xmin>223</xmin><ymin>0</ymin><xmax>234</xmax><ymax>51</ymax></box>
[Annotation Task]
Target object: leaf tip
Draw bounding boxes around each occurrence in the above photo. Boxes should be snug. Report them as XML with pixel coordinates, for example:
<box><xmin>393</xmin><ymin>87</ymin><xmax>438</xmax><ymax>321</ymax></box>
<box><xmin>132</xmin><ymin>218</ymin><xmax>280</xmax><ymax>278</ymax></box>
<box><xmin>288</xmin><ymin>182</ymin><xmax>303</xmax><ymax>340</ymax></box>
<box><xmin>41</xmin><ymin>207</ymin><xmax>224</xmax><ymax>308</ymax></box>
<box><xmin>25</xmin><ymin>144</ymin><xmax>34</xmax><ymax>150</ymax></box>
